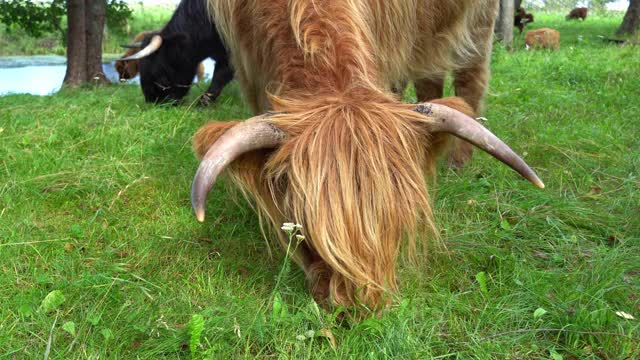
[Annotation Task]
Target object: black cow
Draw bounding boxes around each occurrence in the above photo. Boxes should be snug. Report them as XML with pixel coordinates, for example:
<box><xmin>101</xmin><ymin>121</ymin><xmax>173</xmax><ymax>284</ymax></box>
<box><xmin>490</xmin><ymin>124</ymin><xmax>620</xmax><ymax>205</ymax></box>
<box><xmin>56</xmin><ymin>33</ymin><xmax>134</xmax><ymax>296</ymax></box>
<box><xmin>121</xmin><ymin>0</ymin><xmax>233</xmax><ymax>105</ymax></box>
<box><xmin>514</xmin><ymin>7</ymin><xmax>534</xmax><ymax>34</ymax></box>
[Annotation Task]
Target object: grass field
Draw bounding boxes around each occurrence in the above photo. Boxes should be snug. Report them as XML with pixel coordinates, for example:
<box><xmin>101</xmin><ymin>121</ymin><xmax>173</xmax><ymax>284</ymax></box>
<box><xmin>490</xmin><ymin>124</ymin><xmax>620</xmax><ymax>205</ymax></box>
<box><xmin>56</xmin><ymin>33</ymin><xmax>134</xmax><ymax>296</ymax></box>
<box><xmin>1</xmin><ymin>13</ymin><xmax>639</xmax><ymax>359</ymax></box>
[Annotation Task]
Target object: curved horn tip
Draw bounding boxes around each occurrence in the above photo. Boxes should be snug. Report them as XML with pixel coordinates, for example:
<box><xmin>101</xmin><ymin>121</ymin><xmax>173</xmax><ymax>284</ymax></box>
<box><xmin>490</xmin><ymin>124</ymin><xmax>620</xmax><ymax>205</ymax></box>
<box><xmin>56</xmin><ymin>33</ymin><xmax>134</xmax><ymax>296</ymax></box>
<box><xmin>532</xmin><ymin>177</ymin><xmax>545</xmax><ymax>189</ymax></box>
<box><xmin>195</xmin><ymin>207</ymin><xmax>206</xmax><ymax>223</ymax></box>
<box><xmin>415</xmin><ymin>101</ymin><xmax>546</xmax><ymax>190</ymax></box>
<box><xmin>192</xmin><ymin>184</ymin><xmax>207</xmax><ymax>222</ymax></box>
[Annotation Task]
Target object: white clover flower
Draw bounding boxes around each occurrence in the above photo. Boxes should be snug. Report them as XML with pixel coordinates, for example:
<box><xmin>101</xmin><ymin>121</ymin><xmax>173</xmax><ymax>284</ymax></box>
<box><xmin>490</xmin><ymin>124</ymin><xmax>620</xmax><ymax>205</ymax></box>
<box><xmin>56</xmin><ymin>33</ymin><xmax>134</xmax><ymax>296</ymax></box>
<box><xmin>281</xmin><ymin>225</ymin><xmax>294</xmax><ymax>232</ymax></box>
<box><xmin>296</xmin><ymin>234</ymin><xmax>306</xmax><ymax>241</ymax></box>
<box><xmin>294</xmin><ymin>223</ymin><xmax>303</xmax><ymax>229</ymax></box>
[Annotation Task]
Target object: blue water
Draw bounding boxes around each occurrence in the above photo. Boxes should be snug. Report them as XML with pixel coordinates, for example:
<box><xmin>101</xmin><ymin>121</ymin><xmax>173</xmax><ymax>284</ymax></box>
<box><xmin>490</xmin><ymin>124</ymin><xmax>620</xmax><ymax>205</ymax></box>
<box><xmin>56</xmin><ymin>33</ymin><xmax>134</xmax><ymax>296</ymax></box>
<box><xmin>0</xmin><ymin>56</ymin><xmax>215</xmax><ymax>96</ymax></box>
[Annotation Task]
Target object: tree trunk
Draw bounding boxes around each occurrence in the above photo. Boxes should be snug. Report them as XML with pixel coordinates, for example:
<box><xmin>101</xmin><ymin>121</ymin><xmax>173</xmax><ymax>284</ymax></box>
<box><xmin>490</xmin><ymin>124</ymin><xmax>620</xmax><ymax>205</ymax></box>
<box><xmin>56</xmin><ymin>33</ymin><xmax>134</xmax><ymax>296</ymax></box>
<box><xmin>86</xmin><ymin>0</ymin><xmax>108</xmax><ymax>83</ymax></box>
<box><xmin>63</xmin><ymin>0</ymin><xmax>108</xmax><ymax>87</ymax></box>
<box><xmin>617</xmin><ymin>0</ymin><xmax>640</xmax><ymax>35</ymax></box>
<box><xmin>63</xmin><ymin>0</ymin><xmax>87</xmax><ymax>87</ymax></box>
<box><xmin>496</xmin><ymin>0</ymin><xmax>515</xmax><ymax>46</ymax></box>
<box><xmin>514</xmin><ymin>0</ymin><xmax>522</xmax><ymax>11</ymax></box>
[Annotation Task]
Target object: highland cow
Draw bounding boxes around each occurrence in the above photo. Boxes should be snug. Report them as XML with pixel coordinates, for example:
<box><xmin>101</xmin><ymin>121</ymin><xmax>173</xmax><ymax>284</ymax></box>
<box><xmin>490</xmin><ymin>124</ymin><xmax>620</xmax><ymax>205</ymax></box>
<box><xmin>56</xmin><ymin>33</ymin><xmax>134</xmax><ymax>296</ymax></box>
<box><xmin>525</xmin><ymin>28</ymin><xmax>561</xmax><ymax>50</ymax></box>
<box><xmin>115</xmin><ymin>30</ymin><xmax>206</xmax><ymax>82</ymax></box>
<box><xmin>566</xmin><ymin>7</ymin><xmax>589</xmax><ymax>21</ymax></box>
<box><xmin>191</xmin><ymin>0</ymin><xmax>544</xmax><ymax>310</ymax></box>
<box><xmin>120</xmin><ymin>0</ymin><xmax>233</xmax><ymax>105</ymax></box>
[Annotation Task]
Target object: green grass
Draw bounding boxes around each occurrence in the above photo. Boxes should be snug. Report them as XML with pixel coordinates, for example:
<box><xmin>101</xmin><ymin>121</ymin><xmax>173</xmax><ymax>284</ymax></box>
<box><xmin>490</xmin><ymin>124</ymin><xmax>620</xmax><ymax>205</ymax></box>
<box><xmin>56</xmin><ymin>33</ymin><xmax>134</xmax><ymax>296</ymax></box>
<box><xmin>1</xmin><ymin>13</ymin><xmax>639</xmax><ymax>359</ymax></box>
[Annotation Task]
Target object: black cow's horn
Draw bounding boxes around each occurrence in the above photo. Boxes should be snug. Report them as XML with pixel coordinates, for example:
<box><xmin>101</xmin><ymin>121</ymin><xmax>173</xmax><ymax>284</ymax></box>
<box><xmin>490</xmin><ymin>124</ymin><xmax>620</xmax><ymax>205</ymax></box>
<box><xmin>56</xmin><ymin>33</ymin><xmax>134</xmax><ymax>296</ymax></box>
<box><xmin>191</xmin><ymin>114</ymin><xmax>287</xmax><ymax>222</ymax></box>
<box><xmin>120</xmin><ymin>42</ymin><xmax>143</xmax><ymax>49</ymax></box>
<box><xmin>415</xmin><ymin>102</ymin><xmax>545</xmax><ymax>189</ymax></box>
<box><xmin>120</xmin><ymin>35</ymin><xmax>163</xmax><ymax>61</ymax></box>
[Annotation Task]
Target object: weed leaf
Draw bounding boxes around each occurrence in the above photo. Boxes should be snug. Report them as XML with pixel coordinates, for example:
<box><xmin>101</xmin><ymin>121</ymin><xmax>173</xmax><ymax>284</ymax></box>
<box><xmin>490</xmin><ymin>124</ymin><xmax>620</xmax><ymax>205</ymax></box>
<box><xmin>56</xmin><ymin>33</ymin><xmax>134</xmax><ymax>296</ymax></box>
<box><xmin>476</xmin><ymin>272</ymin><xmax>488</xmax><ymax>294</ymax></box>
<box><xmin>272</xmin><ymin>291</ymin><xmax>288</xmax><ymax>321</ymax></box>
<box><xmin>39</xmin><ymin>290</ymin><xmax>65</xmax><ymax>313</ymax></box>
<box><xmin>533</xmin><ymin>307</ymin><xmax>548</xmax><ymax>319</ymax></box>
<box><xmin>62</xmin><ymin>321</ymin><xmax>76</xmax><ymax>337</ymax></box>
<box><xmin>550</xmin><ymin>348</ymin><xmax>563</xmax><ymax>360</ymax></box>
<box><xmin>500</xmin><ymin>219</ymin><xmax>511</xmax><ymax>231</ymax></box>
<box><xmin>188</xmin><ymin>314</ymin><xmax>205</xmax><ymax>358</ymax></box>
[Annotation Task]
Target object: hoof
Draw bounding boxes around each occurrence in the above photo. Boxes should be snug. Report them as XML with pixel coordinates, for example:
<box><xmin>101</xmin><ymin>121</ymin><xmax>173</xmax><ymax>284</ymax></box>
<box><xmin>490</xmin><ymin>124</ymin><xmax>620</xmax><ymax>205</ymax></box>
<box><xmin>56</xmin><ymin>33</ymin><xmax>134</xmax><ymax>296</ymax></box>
<box><xmin>198</xmin><ymin>93</ymin><xmax>218</xmax><ymax>106</ymax></box>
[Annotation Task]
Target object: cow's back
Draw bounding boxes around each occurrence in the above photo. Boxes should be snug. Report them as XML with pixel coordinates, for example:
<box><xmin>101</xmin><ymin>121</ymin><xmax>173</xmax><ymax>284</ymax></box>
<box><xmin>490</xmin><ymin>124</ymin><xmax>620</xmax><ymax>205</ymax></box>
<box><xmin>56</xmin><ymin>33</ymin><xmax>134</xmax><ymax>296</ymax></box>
<box><xmin>206</xmin><ymin>0</ymin><xmax>498</xmax><ymax>111</ymax></box>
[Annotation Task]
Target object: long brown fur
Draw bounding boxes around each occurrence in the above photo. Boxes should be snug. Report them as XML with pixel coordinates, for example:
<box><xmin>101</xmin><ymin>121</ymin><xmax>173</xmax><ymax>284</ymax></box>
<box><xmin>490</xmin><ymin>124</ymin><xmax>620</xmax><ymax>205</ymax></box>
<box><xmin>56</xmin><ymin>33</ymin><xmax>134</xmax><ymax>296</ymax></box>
<box><xmin>195</xmin><ymin>0</ymin><xmax>498</xmax><ymax>309</ymax></box>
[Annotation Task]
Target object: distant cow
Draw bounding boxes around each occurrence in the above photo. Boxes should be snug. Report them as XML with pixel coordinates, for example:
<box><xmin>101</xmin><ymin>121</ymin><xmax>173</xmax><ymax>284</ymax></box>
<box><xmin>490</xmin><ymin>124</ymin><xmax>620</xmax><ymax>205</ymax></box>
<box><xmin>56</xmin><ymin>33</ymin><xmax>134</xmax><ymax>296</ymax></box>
<box><xmin>115</xmin><ymin>31</ymin><xmax>205</xmax><ymax>83</ymax></box>
<box><xmin>525</xmin><ymin>28</ymin><xmax>561</xmax><ymax>50</ymax></box>
<box><xmin>566</xmin><ymin>7</ymin><xmax>588</xmax><ymax>21</ymax></box>
<box><xmin>120</xmin><ymin>0</ymin><xmax>233</xmax><ymax>106</ymax></box>
<box><xmin>514</xmin><ymin>7</ymin><xmax>535</xmax><ymax>34</ymax></box>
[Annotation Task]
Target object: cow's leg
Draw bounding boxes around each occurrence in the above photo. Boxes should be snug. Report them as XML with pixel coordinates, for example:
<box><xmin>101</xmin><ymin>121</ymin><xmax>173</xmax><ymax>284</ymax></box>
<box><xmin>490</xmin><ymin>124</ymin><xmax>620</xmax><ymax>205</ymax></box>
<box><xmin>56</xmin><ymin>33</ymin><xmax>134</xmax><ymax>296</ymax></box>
<box><xmin>448</xmin><ymin>61</ymin><xmax>490</xmax><ymax>168</ymax></box>
<box><xmin>199</xmin><ymin>58</ymin><xmax>234</xmax><ymax>106</ymax></box>
<box><xmin>414</xmin><ymin>77</ymin><xmax>444</xmax><ymax>102</ymax></box>
<box><xmin>391</xmin><ymin>80</ymin><xmax>409</xmax><ymax>99</ymax></box>
<box><xmin>416</xmin><ymin>77</ymin><xmax>469</xmax><ymax>164</ymax></box>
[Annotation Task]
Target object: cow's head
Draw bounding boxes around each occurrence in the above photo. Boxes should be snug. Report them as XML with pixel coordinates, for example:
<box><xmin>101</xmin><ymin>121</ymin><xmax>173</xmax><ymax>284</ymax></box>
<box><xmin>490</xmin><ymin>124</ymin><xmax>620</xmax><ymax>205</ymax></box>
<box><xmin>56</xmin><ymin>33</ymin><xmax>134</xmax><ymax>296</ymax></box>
<box><xmin>190</xmin><ymin>96</ymin><xmax>545</xmax><ymax>308</ymax></box>
<box><xmin>120</xmin><ymin>33</ymin><xmax>200</xmax><ymax>104</ymax></box>
<box><xmin>114</xmin><ymin>58</ymin><xmax>139</xmax><ymax>80</ymax></box>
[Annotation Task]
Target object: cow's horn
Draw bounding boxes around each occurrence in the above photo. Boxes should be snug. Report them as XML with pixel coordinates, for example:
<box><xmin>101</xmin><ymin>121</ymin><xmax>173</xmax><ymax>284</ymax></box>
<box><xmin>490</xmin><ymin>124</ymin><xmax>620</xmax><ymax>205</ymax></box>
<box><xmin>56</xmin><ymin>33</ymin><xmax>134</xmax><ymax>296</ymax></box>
<box><xmin>120</xmin><ymin>42</ymin><xmax>143</xmax><ymax>49</ymax></box>
<box><xmin>119</xmin><ymin>35</ymin><xmax>162</xmax><ymax>61</ymax></box>
<box><xmin>191</xmin><ymin>114</ymin><xmax>286</xmax><ymax>222</ymax></box>
<box><xmin>415</xmin><ymin>102</ymin><xmax>545</xmax><ymax>189</ymax></box>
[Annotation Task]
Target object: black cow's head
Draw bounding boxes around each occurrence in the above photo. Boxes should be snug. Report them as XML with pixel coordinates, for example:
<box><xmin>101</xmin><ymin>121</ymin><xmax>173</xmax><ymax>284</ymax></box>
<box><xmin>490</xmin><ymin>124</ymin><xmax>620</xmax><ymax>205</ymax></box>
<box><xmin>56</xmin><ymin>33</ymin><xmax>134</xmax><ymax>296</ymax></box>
<box><xmin>121</xmin><ymin>33</ymin><xmax>200</xmax><ymax>104</ymax></box>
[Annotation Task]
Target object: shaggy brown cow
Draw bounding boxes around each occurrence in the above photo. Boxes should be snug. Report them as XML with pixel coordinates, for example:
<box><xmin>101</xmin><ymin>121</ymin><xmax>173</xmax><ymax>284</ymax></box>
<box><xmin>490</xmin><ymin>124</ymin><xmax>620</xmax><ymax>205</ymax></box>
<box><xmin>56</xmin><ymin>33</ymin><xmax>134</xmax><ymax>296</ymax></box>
<box><xmin>115</xmin><ymin>31</ymin><xmax>205</xmax><ymax>82</ymax></box>
<box><xmin>525</xmin><ymin>28</ymin><xmax>561</xmax><ymax>50</ymax></box>
<box><xmin>192</xmin><ymin>0</ymin><xmax>544</xmax><ymax>310</ymax></box>
<box><xmin>566</xmin><ymin>7</ymin><xmax>589</xmax><ymax>21</ymax></box>
<box><xmin>515</xmin><ymin>7</ymin><xmax>535</xmax><ymax>34</ymax></box>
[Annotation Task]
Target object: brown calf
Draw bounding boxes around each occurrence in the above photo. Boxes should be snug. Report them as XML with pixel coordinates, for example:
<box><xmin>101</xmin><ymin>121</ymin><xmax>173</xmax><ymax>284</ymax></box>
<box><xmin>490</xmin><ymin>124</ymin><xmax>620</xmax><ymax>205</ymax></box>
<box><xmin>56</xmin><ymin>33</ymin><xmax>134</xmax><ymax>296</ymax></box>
<box><xmin>566</xmin><ymin>7</ymin><xmax>589</xmax><ymax>21</ymax></box>
<box><xmin>525</xmin><ymin>28</ymin><xmax>561</xmax><ymax>50</ymax></box>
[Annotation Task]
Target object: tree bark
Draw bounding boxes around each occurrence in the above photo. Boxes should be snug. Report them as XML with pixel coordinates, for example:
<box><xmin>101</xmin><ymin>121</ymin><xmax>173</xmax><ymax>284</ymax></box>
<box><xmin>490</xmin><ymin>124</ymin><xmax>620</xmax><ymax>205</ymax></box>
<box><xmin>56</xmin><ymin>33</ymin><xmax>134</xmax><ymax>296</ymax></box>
<box><xmin>617</xmin><ymin>0</ymin><xmax>640</xmax><ymax>35</ymax></box>
<box><xmin>86</xmin><ymin>0</ymin><xmax>108</xmax><ymax>83</ymax></box>
<box><xmin>496</xmin><ymin>0</ymin><xmax>515</xmax><ymax>46</ymax></box>
<box><xmin>63</xmin><ymin>0</ymin><xmax>87</xmax><ymax>87</ymax></box>
<box><xmin>63</xmin><ymin>0</ymin><xmax>108</xmax><ymax>87</ymax></box>
<box><xmin>514</xmin><ymin>0</ymin><xmax>523</xmax><ymax>11</ymax></box>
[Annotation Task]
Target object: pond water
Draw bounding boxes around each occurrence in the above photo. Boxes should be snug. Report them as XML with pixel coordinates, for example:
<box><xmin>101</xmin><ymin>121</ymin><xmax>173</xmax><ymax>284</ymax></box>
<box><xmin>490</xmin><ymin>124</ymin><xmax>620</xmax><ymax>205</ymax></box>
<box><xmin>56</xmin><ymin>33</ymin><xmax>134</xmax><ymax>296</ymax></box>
<box><xmin>0</xmin><ymin>56</ymin><xmax>215</xmax><ymax>96</ymax></box>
